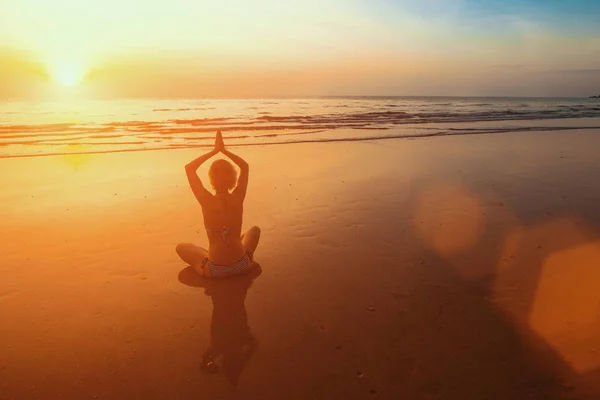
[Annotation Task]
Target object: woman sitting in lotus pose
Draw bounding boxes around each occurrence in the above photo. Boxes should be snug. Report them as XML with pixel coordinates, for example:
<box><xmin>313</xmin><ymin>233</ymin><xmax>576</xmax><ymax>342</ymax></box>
<box><xmin>176</xmin><ymin>131</ymin><xmax>260</xmax><ymax>278</ymax></box>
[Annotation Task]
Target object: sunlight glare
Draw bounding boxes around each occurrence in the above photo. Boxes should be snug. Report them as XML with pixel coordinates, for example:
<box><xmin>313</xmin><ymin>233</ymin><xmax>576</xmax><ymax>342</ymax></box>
<box><xmin>50</xmin><ymin>61</ymin><xmax>87</xmax><ymax>87</ymax></box>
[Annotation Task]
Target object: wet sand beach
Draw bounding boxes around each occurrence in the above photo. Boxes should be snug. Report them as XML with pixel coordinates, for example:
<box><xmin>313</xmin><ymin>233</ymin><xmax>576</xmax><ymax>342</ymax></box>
<box><xmin>2</xmin><ymin>129</ymin><xmax>600</xmax><ymax>399</ymax></box>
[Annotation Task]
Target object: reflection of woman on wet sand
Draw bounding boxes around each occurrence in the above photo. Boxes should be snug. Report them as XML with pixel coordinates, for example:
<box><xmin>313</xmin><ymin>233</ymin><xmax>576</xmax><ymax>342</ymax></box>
<box><xmin>178</xmin><ymin>265</ymin><xmax>262</xmax><ymax>386</ymax></box>
<box><xmin>176</xmin><ymin>131</ymin><xmax>261</xmax><ymax>277</ymax></box>
<box><xmin>202</xmin><ymin>269</ymin><xmax>261</xmax><ymax>385</ymax></box>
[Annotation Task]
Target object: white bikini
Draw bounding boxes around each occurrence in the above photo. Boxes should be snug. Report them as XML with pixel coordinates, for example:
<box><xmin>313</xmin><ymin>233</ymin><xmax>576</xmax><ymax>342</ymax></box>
<box><xmin>203</xmin><ymin>225</ymin><xmax>253</xmax><ymax>278</ymax></box>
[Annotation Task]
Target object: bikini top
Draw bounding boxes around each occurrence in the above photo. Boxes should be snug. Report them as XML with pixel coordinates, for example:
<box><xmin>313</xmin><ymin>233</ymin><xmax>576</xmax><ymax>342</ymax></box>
<box><xmin>205</xmin><ymin>225</ymin><xmax>240</xmax><ymax>243</ymax></box>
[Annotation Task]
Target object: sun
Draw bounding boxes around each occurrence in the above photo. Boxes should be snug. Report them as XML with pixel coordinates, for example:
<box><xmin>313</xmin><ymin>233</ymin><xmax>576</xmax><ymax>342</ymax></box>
<box><xmin>50</xmin><ymin>61</ymin><xmax>87</xmax><ymax>87</ymax></box>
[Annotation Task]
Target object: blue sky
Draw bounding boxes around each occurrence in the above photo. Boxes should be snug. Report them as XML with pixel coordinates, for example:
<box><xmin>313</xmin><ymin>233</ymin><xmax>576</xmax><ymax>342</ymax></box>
<box><xmin>382</xmin><ymin>0</ymin><xmax>600</xmax><ymax>25</ymax></box>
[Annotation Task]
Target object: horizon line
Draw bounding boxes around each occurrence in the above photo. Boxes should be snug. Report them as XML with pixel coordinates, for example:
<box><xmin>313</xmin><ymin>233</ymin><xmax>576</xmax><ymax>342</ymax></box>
<box><xmin>1</xmin><ymin>94</ymin><xmax>598</xmax><ymax>103</ymax></box>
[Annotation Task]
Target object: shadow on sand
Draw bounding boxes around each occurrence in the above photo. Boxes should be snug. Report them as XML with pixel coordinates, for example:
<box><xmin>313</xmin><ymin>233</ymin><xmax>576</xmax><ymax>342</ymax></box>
<box><xmin>178</xmin><ymin>265</ymin><xmax>263</xmax><ymax>387</ymax></box>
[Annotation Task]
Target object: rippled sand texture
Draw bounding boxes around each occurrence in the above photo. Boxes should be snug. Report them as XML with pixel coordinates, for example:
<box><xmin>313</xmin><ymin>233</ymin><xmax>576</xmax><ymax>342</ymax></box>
<box><xmin>1</xmin><ymin>129</ymin><xmax>600</xmax><ymax>399</ymax></box>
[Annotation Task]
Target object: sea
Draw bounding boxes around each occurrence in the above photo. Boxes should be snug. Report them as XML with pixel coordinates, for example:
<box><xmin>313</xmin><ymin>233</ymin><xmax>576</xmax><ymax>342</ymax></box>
<box><xmin>1</xmin><ymin>97</ymin><xmax>600</xmax><ymax>158</ymax></box>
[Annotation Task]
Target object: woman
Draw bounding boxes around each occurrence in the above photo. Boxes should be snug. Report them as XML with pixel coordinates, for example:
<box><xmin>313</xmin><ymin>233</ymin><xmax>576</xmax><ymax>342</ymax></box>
<box><xmin>176</xmin><ymin>131</ymin><xmax>260</xmax><ymax>278</ymax></box>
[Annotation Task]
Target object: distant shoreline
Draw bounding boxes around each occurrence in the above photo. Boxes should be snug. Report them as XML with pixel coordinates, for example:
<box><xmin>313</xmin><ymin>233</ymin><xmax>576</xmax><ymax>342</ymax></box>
<box><xmin>1</xmin><ymin>95</ymin><xmax>600</xmax><ymax>102</ymax></box>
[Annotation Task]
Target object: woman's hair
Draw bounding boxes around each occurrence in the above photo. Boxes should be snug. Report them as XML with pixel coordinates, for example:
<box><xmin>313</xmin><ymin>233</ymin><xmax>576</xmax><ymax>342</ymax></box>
<box><xmin>208</xmin><ymin>159</ymin><xmax>237</xmax><ymax>191</ymax></box>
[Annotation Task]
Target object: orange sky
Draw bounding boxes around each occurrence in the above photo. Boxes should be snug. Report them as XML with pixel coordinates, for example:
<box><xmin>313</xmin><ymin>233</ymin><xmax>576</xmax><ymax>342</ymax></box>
<box><xmin>1</xmin><ymin>0</ymin><xmax>599</xmax><ymax>98</ymax></box>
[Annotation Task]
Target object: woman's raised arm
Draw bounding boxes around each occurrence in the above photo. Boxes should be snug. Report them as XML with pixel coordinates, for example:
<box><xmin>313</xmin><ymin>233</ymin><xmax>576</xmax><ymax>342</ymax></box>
<box><xmin>185</xmin><ymin>136</ymin><xmax>220</xmax><ymax>204</ymax></box>
<box><xmin>219</xmin><ymin>131</ymin><xmax>249</xmax><ymax>200</ymax></box>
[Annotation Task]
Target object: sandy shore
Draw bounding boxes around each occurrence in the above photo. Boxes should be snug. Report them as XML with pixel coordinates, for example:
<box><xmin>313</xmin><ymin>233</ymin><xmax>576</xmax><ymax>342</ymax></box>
<box><xmin>2</xmin><ymin>129</ymin><xmax>600</xmax><ymax>399</ymax></box>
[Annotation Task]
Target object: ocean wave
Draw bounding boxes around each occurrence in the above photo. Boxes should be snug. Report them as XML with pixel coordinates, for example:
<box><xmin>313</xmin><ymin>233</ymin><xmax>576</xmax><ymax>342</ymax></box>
<box><xmin>2</xmin><ymin>98</ymin><xmax>600</xmax><ymax>158</ymax></box>
<box><xmin>153</xmin><ymin>107</ymin><xmax>215</xmax><ymax>112</ymax></box>
<box><xmin>2</xmin><ymin>124</ymin><xmax>600</xmax><ymax>159</ymax></box>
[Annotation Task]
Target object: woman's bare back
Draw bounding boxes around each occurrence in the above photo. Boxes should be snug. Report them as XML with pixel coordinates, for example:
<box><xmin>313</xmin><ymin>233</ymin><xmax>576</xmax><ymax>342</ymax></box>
<box><xmin>202</xmin><ymin>193</ymin><xmax>246</xmax><ymax>265</ymax></box>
